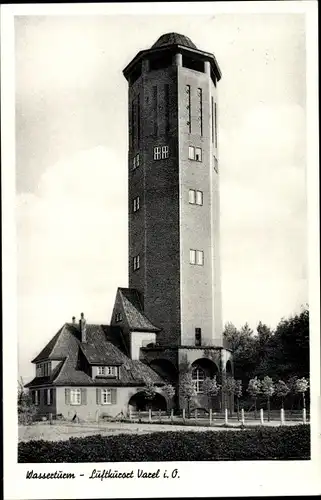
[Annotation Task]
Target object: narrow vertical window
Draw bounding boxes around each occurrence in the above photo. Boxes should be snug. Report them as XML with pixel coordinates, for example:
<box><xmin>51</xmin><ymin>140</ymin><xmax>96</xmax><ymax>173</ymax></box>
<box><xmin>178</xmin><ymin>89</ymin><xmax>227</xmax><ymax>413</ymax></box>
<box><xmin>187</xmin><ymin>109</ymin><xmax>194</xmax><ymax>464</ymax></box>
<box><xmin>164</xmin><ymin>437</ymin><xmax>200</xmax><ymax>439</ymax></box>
<box><xmin>195</xmin><ymin>328</ymin><xmax>202</xmax><ymax>346</ymax></box>
<box><xmin>153</xmin><ymin>86</ymin><xmax>158</xmax><ymax>136</ymax></box>
<box><xmin>188</xmin><ymin>146</ymin><xmax>195</xmax><ymax>160</ymax></box>
<box><xmin>196</xmin><ymin>190</ymin><xmax>203</xmax><ymax>206</ymax></box>
<box><xmin>189</xmin><ymin>189</ymin><xmax>196</xmax><ymax>204</ymax></box>
<box><xmin>197</xmin><ymin>88</ymin><xmax>203</xmax><ymax>136</ymax></box>
<box><xmin>165</xmin><ymin>84</ymin><xmax>170</xmax><ymax>135</ymax></box>
<box><xmin>186</xmin><ymin>84</ymin><xmax>191</xmax><ymax>133</ymax></box>
<box><xmin>189</xmin><ymin>249</ymin><xmax>196</xmax><ymax>265</ymax></box>
<box><xmin>214</xmin><ymin>102</ymin><xmax>217</xmax><ymax>148</ymax></box>
<box><xmin>137</xmin><ymin>95</ymin><xmax>141</xmax><ymax>147</ymax></box>
<box><xmin>133</xmin><ymin>255</ymin><xmax>140</xmax><ymax>271</ymax></box>
<box><xmin>196</xmin><ymin>250</ymin><xmax>204</xmax><ymax>266</ymax></box>
<box><xmin>133</xmin><ymin>196</ymin><xmax>140</xmax><ymax>213</ymax></box>
<box><xmin>195</xmin><ymin>147</ymin><xmax>202</xmax><ymax>162</ymax></box>
<box><xmin>211</xmin><ymin>96</ymin><xmax>214</xmax><ymax>144</ymax></box>
<box><xmin>153</xmin><ymin>146</ymin><xmax>161</xmax><ymax>160</ymax></box>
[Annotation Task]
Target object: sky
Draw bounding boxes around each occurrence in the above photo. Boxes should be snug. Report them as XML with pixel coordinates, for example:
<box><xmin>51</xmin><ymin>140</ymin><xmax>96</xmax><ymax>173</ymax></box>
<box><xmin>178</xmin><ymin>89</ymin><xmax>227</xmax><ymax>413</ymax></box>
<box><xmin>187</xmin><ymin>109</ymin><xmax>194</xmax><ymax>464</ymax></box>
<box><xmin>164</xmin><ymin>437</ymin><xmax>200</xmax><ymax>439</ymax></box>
<box><xmin>15</xmin><ymin>13</ymin><xmax>307</xmax><ymax>382</ymax></box>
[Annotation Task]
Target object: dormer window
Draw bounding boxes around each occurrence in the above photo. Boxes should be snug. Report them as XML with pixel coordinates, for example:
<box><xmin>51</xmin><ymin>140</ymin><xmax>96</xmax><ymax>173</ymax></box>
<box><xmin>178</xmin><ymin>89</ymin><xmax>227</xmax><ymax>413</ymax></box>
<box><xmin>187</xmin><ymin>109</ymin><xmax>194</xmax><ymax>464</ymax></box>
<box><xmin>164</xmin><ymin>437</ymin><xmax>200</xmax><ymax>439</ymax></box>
<box><xmin>36</xmin><ymin>361</ymin><xmax>51</xmax><ymax>377</ymax></box>
<box><xmin>115</xmin><ymin>312</ymin><xmax>122</xmax><ymax>322</ymax></box>
<box><xmin>97</xmin><ymin>366</ymin><xmax>118</xmax><ymax>377</ymax></box>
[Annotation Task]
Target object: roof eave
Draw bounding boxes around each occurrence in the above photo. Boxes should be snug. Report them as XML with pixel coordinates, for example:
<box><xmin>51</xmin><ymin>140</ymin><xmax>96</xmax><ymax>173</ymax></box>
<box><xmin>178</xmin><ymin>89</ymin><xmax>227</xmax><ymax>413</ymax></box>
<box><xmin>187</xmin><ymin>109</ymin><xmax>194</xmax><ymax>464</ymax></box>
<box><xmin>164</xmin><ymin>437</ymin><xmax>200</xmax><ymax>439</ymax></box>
<box><xmin>123</xmin><ymin>45</ymin><xmax>222</xmax><ymax>81</ymax></box>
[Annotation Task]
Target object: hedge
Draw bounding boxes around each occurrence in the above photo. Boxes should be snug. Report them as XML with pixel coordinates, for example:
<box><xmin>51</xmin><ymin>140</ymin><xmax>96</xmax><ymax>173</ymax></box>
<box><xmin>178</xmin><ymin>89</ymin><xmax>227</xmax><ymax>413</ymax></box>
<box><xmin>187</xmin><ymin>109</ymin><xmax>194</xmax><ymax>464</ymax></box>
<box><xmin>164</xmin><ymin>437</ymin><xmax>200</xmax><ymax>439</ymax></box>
<box><xmin>18</xmin><ymin>425</ymin><xmax>310</xmax><ymax>462</ymax></box>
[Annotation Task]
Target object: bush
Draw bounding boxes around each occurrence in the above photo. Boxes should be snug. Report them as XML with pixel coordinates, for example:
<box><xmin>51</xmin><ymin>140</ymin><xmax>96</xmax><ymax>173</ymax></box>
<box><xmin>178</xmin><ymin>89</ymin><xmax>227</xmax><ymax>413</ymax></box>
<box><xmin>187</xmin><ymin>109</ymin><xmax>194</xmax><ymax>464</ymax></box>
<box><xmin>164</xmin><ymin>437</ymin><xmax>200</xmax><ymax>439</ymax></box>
<box><xmin>18</xmin><ymin>425</ymin><xmax>310</xmax><ymax>462</ymax></box>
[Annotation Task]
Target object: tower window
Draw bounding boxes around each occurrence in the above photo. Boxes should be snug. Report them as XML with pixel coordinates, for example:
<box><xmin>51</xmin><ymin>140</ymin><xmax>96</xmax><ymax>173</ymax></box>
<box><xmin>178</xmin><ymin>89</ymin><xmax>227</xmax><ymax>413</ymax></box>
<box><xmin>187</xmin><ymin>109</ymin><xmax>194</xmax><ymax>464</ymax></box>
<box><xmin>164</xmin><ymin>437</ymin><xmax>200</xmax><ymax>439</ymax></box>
<box><xmin>197</xmin><ymin>88</ymin><xmax>203</xmax><ymax>136</ymax></box>
<box><xmin>189</xmin><ymin>189</ymin><xmax>203</xmax><ymax>206</ymax></box>
<box><xmin>214</xmin><ymin>157</ymin><xmax>218</xmax><ymax>174</ymax></box>
<box><xmin>161</xmin><ymin>145</ymin><xmax>169</xmax><ymax>159</ymax></box>
<box><xmin>133</xmin><ymin>255</ymin><xmax>140</xmax><ymax>271</ymax></box>
<box><xmin>133</xmin><ymin>196</ymin><xmax>140</xmax><ymax>212</ymax></box>
<box><xmin>186</xmin><ymin>85</ymin><xmax>191</xmax><ymax>133</ymax></box>
<box><xmin>195</xmin><ymin>328</ymin><xmax>202</xmax><ymax>346</ymax></box>
<box><xmin>192</xmin><ymin>367</ymin><xmax>205</xmax><ymax>393</ymax></box>
<box><xmin>132</xmin><ymin>153</ymin><xmax>140</xmax><ymax>170</ymax></box>
<box><xmin>153</xmin><ymin>146</ymin><xmax>161</xmax><ymax>160</ymax></box>
<box><xmin>154</xmin><ymin>145</ymin><xmax>169</xmax><ymax>160</ymax></box>
<box><xmin>188</xmin><ymin>146</ymin><xmax>202</xmax><ymax>162</ymax></box>
<box><xmin>190</xmin><ymin>249</ymin><xmax>204</xmax><ymax>266</ymax></box>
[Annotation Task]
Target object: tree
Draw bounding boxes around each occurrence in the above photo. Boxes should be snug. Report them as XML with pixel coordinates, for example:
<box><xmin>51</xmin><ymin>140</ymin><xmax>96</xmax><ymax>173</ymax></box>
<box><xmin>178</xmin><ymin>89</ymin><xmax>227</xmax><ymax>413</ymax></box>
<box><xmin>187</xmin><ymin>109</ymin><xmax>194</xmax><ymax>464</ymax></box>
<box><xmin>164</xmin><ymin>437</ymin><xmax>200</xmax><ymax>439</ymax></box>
<box><xmin>275</xmin><ymin>380</ymin><xmax>290</xmax><ymax>409</ymax></box>
<box><xmin>223</xmin><ymin>322</ymin><xmax>257</xmax><ymax>384</ymax></box>
<box><xmin>202</xmin><ymin>376</ymin><xmax>220</xmax><ymax>410</ymax></box>
<box><xmin>247</xmin><ymin>377</ymin><xmax>261</xmax><ymax>419</ymax></box>
<box><xmin>142</xmin><ymin>379</ymin><xmax>157</xmax><ymax>409</ymax></box>
<box><xmin>17</xmin><ymin>378</ymin><xmax>37</xmax><ymax>425</ymax></box>
<box><xmin>179</xmin><ymin>372</ymin><xmax>196</xmax><ymax>418</ymax></box>
<box><xmin>162</xmin><ymin>383</ymin><xmax>175</xmax><ymax>404</ymax></box>
<box><xmin>222</xmin><ymin>376</ymin><xmax>237</xmax><ymax>416</ymax></box>
<box><xmin>295</xmin><ymin>377</ymin><xmax>309</xmax><ymax>409</ymax></box>
<box><xmin>234</xmin><ymin>379</ymin><xmax>242</xmax><ymax>421</ymax></box>
<box><xmin>261</xmin><ymin>376</ymin><xmax>275</xmax><ymax>421</ymax></box>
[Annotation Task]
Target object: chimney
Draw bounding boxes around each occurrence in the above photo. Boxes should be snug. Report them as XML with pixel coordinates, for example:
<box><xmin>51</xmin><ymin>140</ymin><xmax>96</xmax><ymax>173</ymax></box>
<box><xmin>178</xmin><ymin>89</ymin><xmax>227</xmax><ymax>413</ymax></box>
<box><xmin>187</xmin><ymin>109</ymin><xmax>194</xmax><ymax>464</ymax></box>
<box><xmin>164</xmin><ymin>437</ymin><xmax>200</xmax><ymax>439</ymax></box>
<box><xmin>72</xmin><ymin>316</ymin><xmax>76</xmax><ymax>324</ymax></box>
<box><xmin>79</xmin><ymin>312</ymin><xmax>87</xmax><ymax>343</ymax></box>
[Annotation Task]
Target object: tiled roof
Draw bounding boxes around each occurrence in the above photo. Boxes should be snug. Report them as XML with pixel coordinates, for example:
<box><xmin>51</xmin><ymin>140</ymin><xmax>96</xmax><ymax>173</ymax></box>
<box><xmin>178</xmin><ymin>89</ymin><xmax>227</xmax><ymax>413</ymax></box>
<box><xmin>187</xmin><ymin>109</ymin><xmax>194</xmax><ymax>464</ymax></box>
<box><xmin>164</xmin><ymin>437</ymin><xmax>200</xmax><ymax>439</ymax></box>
<box><xmin>26</xmin><ymin>321</ymin><xmax>165</xmax><ymax>388</ymax></box>
<box><xmin>118</xmin><ymin>288</ymin><xmax>161</xmax><ymax>332</ymax></box>
<box><xmin>152</xmin><ymin>33</ymin><xmax>197</xmax><ymax>50</ymax></box>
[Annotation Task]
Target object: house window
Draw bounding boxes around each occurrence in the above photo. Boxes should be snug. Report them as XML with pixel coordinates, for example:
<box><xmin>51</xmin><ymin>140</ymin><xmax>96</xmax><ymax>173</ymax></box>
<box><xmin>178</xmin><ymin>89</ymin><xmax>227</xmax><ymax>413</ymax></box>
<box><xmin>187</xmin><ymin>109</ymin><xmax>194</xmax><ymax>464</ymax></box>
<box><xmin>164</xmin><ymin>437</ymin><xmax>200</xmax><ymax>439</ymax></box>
<box><xmin>101</xmin><ymin>388</ymin><xmax>112</xmax><ymax>405</ymax></box>
<box><xmin>43</xmin><ymin>362</ymin><xmax>51</xmax><ymax>377</ymax></box>
<box><xmin>189</xmin><ymin>189</ymin><xmax>203</xmax><ymax>206</ymax></box>
<box><xmin>32</xmin><ymin>390</ymin><xmax>40</xmax><ymax>406</ymax></box>
<box><xmin>190</xmin><ymin>249</ymin><xmax>204</xmax><ymax>266</ymax></box>
<box><xmin>97</xmin><ymin>366</ymin><xmax>105</xmax><ymax>375</ymax></box>
<box><xmin>133</xmin><ymin>196</ymin><xmax>140</xmax><ymax>212</ymax></box>
<box><xmin>97</xmin><ymin>366</ymin><xmax>117</xmax><ymax>377</ymax></box>
<box><xmin>44</xmin><ymin>388</ymin><xmax>53</xmax><ymax>405</ymax></box>
<box><xmin>153</xmin><ymin>146</ymin><xmax>161</xmax><ymax>160</ymax></box>
<box><xmin>133</xmin><ymin>254</ymin><xmax>140</xmax><ymax>271</ymax></box>
<box><xmin>36</xmin><ymin>364</ymin><xmax>42</xmax><ymax>377</ymax></box>
<box><xmin>192</xmin><ymin>367</ymin><xmax>205</xmax><ymax>393</ymax></box>
<box><xmin>115</xmin><ymin>312</ymin><xmax>122</xmax><ymax>322</ymax></box>
<box><xmin>195</xmin><ymin>328</ymin><xmax>202</xmax><ymax>346</ymax></box>
<box><xmin>70</xmin><ymin>388</ymin><xmax>81</xmax><ymax>405</ymax></box>
<box><xmin>188</xmin><ymin>146</ymin><xmax>202</xmax><ymax>162</ymax></box>
<box><xmin>132</xmin><ymin>153</ymin><xmax>140</xmax><ymax>170</ymax></box>
<box><xmin>161</xmin><ymin>145</ymin><xmax>169</xmax><ymax>159</ymax></box>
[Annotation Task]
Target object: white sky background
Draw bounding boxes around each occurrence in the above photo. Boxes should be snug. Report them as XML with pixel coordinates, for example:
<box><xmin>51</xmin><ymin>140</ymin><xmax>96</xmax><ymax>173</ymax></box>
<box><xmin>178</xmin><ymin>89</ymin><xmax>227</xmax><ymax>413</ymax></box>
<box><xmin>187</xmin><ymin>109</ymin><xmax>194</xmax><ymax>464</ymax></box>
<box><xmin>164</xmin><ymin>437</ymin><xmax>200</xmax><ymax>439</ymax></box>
<box><xmin>15</xmin><ymin>13</ymin><xmax>307</xmax><ymax>382</ymax></box>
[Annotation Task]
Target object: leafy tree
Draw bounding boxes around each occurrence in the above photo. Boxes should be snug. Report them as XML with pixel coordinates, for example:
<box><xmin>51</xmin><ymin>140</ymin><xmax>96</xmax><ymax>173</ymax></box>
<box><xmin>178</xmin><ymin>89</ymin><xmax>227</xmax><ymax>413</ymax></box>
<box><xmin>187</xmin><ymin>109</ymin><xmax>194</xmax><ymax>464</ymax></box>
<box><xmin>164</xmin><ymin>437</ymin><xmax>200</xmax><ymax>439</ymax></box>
<box><xmin>247</xmin><ymin>377</ymin><xmax>261</xmax><ymax>419</ymax></box>
<box><xmin>18</xmin><ymin>378</ymin><xmax>37</xmax><ymax>425</ymax></box>
<box><xmin>202</xmin><ymin>376</ymin><xmax>221</xmax><ymax>410</ymax></box>
<box><xmin>222</xmin><ymin>376</ymin><xmax>236</xmax><ymax>416</ymax></box>
<box><xmin>275</xmin><ymin>380</ymin><xmax>290</xmax><ymax>409</ymax></box>
<box><xmin>295</xmin><ymin>377</ymin><xmax>309</xmax><ymax>409</ymax></box>
<box><xmin>179</xmin><ymin>372</ymin><xmax>196</xmax><ymax>418</ymax></box>
<box><xmin>162</xmin><ymin>383</ymin><xmax>175</xmax><ymax>401</ymax></box>
<box><xmin>234</xmin><ymin>379</ymin><xmax>242</xmax><ymax>421</ymax></box>
<box><xmin>260</xmin><ymin>376</ymin><xmax>275</xmax><ymax>421</ymax></box>
<box><xmin>223</xmin><ymin>323</ymin><xmax>257</xmax><ymax>384</ymax></box>
<box><xmin>142</xmin><ymin>379</ymin><xmax>157</xmax><ymax>409</ymax></box>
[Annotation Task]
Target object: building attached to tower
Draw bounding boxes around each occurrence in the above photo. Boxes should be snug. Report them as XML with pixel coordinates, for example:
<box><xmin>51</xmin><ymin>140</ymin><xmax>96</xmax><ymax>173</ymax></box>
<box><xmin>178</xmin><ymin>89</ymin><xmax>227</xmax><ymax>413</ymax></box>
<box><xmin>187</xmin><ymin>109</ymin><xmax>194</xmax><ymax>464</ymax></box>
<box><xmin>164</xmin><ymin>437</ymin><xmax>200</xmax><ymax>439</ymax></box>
<box><xmin>25</xmin><ymin>33</ymin><xmax>232</xmax><ymax>420</ymax></box>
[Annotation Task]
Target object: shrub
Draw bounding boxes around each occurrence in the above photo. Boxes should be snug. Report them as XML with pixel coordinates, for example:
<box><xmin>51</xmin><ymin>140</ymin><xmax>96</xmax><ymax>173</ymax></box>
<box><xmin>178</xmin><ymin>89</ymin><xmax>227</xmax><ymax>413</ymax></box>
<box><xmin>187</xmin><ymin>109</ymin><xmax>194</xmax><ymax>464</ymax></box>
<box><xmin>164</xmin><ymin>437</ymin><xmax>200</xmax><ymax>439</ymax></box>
<box><xmin>18</xmin><ymin>425</ymin><xmax>310</xmax><ymax>462</ymax></box>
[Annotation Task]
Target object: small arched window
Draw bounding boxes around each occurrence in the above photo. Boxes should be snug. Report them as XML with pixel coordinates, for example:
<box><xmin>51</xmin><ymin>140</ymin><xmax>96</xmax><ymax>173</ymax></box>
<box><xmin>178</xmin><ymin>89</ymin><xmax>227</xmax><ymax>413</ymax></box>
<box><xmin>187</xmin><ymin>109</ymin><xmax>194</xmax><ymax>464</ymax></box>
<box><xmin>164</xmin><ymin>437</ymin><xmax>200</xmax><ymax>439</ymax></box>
<box><xmin>192</xmin><ymin>367</ymin><xmax>205</xmax><ymax>393</ymax></box>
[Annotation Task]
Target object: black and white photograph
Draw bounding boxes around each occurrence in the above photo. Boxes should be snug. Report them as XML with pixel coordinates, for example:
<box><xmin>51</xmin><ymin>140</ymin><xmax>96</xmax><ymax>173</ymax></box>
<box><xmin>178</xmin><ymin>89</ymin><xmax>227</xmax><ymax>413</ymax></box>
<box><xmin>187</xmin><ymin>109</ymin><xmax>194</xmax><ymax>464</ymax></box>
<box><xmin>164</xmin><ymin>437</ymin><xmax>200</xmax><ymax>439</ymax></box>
<box><xmin>2</xmin><ymin>1</ymin><xmax>320</xmax><ymax>499</ymax></box>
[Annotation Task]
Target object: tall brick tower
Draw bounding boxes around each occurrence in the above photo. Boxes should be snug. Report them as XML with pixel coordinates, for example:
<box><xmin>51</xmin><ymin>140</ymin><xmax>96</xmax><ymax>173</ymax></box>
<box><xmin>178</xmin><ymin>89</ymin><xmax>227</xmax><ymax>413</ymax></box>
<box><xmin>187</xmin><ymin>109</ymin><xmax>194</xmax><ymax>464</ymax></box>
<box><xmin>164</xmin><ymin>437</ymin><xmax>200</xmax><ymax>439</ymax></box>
<box><xmin>122</xmin><ymin>33</ymin><xmax>232</xmax><ymax>409</ymax></box>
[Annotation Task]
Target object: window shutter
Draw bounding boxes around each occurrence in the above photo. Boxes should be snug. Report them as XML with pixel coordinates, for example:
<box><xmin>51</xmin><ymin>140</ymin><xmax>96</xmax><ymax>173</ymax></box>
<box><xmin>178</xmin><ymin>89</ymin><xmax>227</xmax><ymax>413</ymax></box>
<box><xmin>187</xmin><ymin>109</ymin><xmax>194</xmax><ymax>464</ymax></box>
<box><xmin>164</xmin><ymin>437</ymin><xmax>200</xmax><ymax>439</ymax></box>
<box><xmin>111</xmin><ymin>388</ymin><xmax>117</xmax><ymax>404</ymax></box>
<box><xmin>65</xmin><ymin>388</ymin><xmax>70</xmax><ymax>405</ymax></box>
<box><xmin>44</xmin><ymin>389</ymin><xmax>48</xmax><ymax>405</ymax></box>
<box><xmin>81</xmin><ymin>388</ymin><xmax>87</xmax><ymax>405</ymax></box>
<box><xmin>96</xmin><ymin>388</ymin><xmax>101</xmax><ymax>405</ymax></box>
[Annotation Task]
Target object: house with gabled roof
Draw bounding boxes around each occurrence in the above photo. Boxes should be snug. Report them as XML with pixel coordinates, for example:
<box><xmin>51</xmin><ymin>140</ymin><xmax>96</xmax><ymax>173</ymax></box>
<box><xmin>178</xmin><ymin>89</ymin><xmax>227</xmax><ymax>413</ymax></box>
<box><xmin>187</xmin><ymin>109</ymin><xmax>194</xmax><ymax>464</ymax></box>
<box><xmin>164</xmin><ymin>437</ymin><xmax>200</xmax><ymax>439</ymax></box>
<box><xmin>25</xmin><ymin>32</ymin><xmax>233</xmax><ymax>420</ymax></box>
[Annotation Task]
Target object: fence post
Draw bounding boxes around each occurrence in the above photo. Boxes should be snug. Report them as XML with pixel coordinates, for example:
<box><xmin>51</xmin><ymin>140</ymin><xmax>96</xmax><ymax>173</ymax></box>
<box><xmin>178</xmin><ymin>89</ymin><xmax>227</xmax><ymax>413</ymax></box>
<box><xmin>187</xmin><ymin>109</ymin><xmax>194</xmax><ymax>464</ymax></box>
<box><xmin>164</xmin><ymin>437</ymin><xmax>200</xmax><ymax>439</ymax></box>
<box><xmin>49</xmin><ymin>413</ymin><xmax>53</xmax><ymax>425</ymax></box>
<box><xmin>148</xmin><ymin>409</ymin><xmax>152</xmax><ymax>422</ymax></box>
<box><xmin>303</xmin><ymin>408</ymin><xmax>307</xmax><ymax>424</ymax></box>
<box><xmin>195</xmin><ymin>409</ymin><xmax>198</xmax><ymax>421</ymax></box>
<box><xmin>159</xmin><ymin>409</ymin><xmax>161</xmax><ymax>422</ymax></box>
<box><xmin>225</xmin><ymin>408</ymin><xmax>228</xmax><ymax>425</ymax></box>
<box><xmin>209</xmin><ymin>409</ymin><xmax>212</xmax><ymax>426</ymax></box>
<box><xmin>129</xmin><ymin>407</ymin><xmax>132</xmax><ymax>421</ymax></box>
<box><xmin>182</xmin><ymin>408</ymin><xmax>185</xmax><ymax>422</ymax></box>
<box><xmin>241</xmin><ymin>408</ymin><xmax>245</xmax><ymax>426</ymax></box>
<box><xmin>170</xmin><ymin>408</ymin><xmax>174</xmax><ymax>423</ymax></box>
<box><xmin>260</xmin><ymin>408</ymin><xmax>264</xmax><ymax>425</ymax></box>
<box><xmin>280</xmin><ymin>408</ymin><xmax>285</xmax><ymax>426</ymax></box>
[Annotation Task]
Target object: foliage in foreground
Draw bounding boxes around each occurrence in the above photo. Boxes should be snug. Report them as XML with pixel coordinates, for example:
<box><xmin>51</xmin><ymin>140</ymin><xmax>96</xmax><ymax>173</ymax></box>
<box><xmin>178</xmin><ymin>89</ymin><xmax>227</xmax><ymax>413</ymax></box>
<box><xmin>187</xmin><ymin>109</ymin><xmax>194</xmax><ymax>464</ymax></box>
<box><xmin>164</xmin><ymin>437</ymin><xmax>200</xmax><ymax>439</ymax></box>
<box><xmin>18</xmin><ymin>425</ymin><xmax>310</xmax><ymax>462</ymax></box>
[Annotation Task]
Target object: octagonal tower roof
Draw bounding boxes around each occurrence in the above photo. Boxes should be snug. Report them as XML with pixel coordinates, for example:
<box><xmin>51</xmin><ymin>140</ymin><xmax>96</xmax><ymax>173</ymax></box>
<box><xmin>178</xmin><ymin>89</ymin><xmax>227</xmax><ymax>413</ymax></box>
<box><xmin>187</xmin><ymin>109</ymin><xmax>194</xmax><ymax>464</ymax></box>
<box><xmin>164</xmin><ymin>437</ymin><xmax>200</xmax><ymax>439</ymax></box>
<box><xmin>151</xmin><ymin>32</ymin><xmax>197</xmax><ymax>50</ymax></box>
